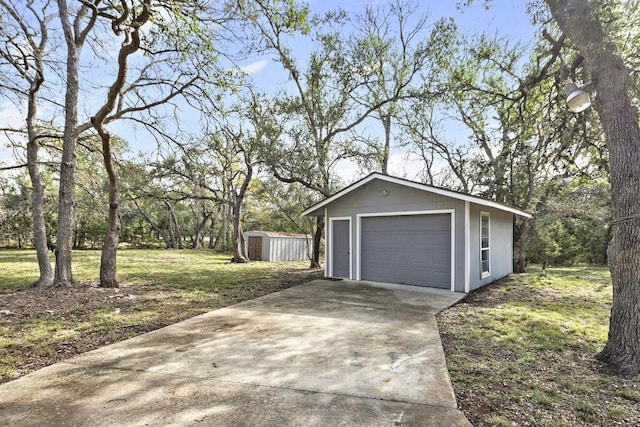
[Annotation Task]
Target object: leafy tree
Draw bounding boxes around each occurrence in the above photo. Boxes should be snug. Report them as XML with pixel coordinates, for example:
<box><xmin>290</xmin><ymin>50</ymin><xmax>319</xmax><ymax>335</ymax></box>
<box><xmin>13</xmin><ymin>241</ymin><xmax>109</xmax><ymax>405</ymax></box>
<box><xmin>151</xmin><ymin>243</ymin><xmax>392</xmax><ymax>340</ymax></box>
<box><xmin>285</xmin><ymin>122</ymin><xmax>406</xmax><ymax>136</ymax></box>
<box><xmin>464</xmin><ymin>0</ymin><xmax>639</xmax><ymax>378</ymax></box>
<box><xmin>542</xmin><ymin>0</ymin><xmax>640</xmax><ymax>379</ymax></box>
<box><xmin>399</xmin><ymin>30</ymin><xmax>593</xmax><ymax>272</ymax></box>
<box><xmin>122</xmin><ymin>159</ymin><xmax>192</xmax><ymax>249</ymax></box>
<box><xmin>528</xmin><ymin>180</ymin><xmax>611</xmax><ymax>267</ymax></box>
<box><xmin>153</xmin><ymin>95</ymin><xmax>272</xmax><ymax>262</ymax></box>
<box><xmin>0</xmin><ymin>174</ymin><xmax>33</xmax><ymax>248</ymax></box>
<box><xmin>48</xmin><ymin>0</ymin><xmax>237</xmax><ymax>286</ymax></box>
<box><xmin>245</xmin><ymin>178</ymin><xmax>317</xmax><ymax>236</ymax></box>
<box><xmin>53</xmin><ymin>0</ymin><xmax>100</xmax><ymax>286</ymax></box>
<box><xmin>0</xmin><ymin>0</ymin><xmax>56</xmax><ymax>285</ymax></box>
<box><xmin>89</xmin><ymin>0</ymin><xmax>152</xmax><ymax>288</ymax></box>
<box><xmin>349</xmin><ymin>0</ymin><xmax>456</xmax><ymax>173</ymax></box>
<box><xmin>243</xmin><ymin>1</ymin><xmax>443</xmax><ymax>267</ymax></box>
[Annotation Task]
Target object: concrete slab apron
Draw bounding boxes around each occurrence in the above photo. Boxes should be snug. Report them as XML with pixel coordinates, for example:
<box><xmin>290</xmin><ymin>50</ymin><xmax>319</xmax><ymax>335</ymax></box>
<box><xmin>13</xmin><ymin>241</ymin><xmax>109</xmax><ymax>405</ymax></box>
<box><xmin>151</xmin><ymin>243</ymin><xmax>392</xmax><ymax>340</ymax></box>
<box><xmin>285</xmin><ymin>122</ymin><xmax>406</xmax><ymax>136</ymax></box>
<box><xmin>0</xmin><ymin>279</ymin><xmax>471</xmax><ymax>427</ymax></box>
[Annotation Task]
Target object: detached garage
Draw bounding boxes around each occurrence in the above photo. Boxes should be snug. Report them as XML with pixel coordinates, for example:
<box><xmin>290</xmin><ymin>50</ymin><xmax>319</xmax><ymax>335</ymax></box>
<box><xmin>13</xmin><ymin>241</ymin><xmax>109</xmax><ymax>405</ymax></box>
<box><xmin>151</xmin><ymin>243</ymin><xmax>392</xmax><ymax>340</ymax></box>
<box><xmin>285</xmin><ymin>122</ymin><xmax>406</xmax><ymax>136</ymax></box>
<box><xmin>244</xmin><ymin>231</ymin><xmax>310</xmax><ymax>262</ymax></box>
<box><xmin>302</xmin><ymin>173</ymin><xmax>531</xmax><ymax>293</ymax></box>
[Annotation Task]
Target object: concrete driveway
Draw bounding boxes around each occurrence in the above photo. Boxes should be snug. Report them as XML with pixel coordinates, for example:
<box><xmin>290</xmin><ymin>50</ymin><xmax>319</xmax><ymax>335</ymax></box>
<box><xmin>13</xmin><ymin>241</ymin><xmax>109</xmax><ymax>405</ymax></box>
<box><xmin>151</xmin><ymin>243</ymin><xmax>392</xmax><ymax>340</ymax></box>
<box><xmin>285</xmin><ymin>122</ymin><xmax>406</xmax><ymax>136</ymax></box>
<box><xmin>0</xmin><ymin>279</ymin><xmax>470</xmax><ymax>426</ymax></box>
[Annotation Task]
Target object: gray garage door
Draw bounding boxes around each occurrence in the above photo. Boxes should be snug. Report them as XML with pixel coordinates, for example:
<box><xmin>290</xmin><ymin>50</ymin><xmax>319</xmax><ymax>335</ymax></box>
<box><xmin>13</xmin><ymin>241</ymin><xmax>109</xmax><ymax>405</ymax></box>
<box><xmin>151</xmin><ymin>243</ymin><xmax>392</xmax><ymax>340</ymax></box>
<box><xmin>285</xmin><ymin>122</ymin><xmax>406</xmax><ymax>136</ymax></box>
<box><xmin>360</xmin><ymin>214</ymin><xmax>451</xmax><ymax>288</ymax></box>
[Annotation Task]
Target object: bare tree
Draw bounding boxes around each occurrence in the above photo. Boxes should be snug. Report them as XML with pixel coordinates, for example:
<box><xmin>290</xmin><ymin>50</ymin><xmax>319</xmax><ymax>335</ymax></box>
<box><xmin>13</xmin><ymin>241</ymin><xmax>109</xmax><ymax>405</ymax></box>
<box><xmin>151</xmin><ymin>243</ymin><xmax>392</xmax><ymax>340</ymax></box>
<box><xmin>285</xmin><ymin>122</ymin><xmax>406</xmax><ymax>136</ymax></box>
<box><xmin>353</xmin><ymin>0</ymin><xmax>455</xmax><ymax>173</ymax></box>
<box><xmin>53</xmin><ymin>0</ymin><xmax>237</xmax><ymax>287</ymax></box>
<box><xmin>243</xmin><ymin>1</ymin><xmax>428</xmax><ymax>267</ymax></box>
<box><xmin>54</xmin><ymin>0</ymin><xmax>99</xmax><ymax>286</ymax></box>
<box><xmin>89</xmin><ymin>0</ymin><xmax>152</xmax><ymax>288</ymax></box>
<box><xmin>0</xmin><ymin>0</ymin><xmax>55</xmax><ymax>286</ymax></box>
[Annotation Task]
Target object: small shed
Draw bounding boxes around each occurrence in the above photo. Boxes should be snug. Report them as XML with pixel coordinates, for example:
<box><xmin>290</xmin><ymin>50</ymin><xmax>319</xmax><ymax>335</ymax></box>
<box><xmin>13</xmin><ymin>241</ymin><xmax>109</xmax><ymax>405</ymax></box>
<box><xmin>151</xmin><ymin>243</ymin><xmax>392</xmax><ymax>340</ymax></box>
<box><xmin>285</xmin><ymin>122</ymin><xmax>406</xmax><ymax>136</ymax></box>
<box><xmin>244</xmin><ymin>231</ymin><xmax>310</xmax><ymax>262</ymax></box>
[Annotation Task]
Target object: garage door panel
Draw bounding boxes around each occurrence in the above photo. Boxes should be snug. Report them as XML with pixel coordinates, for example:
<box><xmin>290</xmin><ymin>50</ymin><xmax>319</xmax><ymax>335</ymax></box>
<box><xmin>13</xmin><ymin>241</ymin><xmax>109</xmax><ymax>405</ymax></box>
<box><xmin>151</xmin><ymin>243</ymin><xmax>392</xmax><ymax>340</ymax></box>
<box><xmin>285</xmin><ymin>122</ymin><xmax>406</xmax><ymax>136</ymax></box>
<box><xmin>360</xmin><ymin>214</ymin><xmax>451</xmax><ymax>288</ymax></box>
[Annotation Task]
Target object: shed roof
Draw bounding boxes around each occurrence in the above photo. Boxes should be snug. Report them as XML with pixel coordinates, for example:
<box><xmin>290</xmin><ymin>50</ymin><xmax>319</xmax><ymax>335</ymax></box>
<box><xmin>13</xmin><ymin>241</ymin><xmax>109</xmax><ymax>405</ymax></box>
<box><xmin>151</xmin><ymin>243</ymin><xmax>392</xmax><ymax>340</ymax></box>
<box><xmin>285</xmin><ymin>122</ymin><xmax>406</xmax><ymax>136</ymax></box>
<box><xmin>301</xmin><ymin>173</ymin><xmax>532</xmax><ymax>218</ymax></box>
<box><xmin>245</xmin><ymin>231</ymin><xmax>310</xmax><ymax>238</ymax></box>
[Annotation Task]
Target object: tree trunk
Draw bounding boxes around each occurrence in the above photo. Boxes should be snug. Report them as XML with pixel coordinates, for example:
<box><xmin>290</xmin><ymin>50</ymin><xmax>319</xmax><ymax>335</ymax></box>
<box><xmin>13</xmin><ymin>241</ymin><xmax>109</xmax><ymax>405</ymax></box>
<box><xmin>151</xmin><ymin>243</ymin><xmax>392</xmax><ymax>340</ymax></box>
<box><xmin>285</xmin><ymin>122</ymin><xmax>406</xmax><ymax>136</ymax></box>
<box><xmin>220</xmin><ymin>203</ymin><xmax>230</xmax><ymax>252</ymax></box>
<box><xmin>75</xmin><ymin>221</ymin><xmax>87</xmax><ymax>248</ymax></box>
<box><xmin>1</xmin><ymin>0</ymin><xmax>53</xmax><ymax>286</ymax></box>
<box><xmin>310</xmin><ymin>216</ymin><xmax>324</xmax><ymax>269</ymax></box>
<box><xmin>166</xmin><ymin>201</ymin><xmax>182</xmax><ymax>249</ymax></box>
<box><xmin>25</xmin><ymin>68</ymin><xmax>53</xmax><ymax>287</ymax></box>
<box><xmin>192</xmin><ymin>209</ymin><xmax>213</xmax><ymax>249</ymax></box>
<box><xmin>230</xmin><ymin>161</ymin><xmax>253</xmax><ymax>263</ymax></box>
<box><xmin>54</xmin><ymin>3</ymin><xmax>80</xmax><ymax>286</ymax></box>
<box><xmin>545</xmin><ymin>0</ymin><xmax>640</xmax><ymax>378</ymax></box>
<box><xmin>230</xmin><ymin>203</ymin><xmax>249</xmax><ymax>263</ymax></box>
<box><xmin>191</xmin><ymin>209</ymin><xmax>213</xmax><ymax>249</ymax></box>
<box><xmin>54</xmin><ymin>0</ymin><xmax>97</xmax><ymax>286</ymax></box>
<box><xmin>208</xmin><ymin>219</ymin><xmax>216</xmax><ymax>249</ymax></box>
<box><xmin>91</xmin><ymin>1</ymin><xmax>149</xmax><ymax>286</ymax></box>
<box><xmin>132</xmin><ymin>200</ymin><xmax>170</xmax><ymax>248</ymax></box>
<box><xmin>99</xmin><ymin>166</ymin><xmax>119</xmax><ymax>288</ymax></box>
<box><xmin>381</xmin><ymin>114</ymin><xmax>391</xmax><ymax>174</ymax></box>
<box><xmin>593</xmin><ymin>60</ymin><xmax>640</xmax><ymax>377</ymax></box>
<box><xmin>165</xmin><ymin>201</ymin><xmax>178</xmax><ymax>248</ymax></box>
<box><xmin>95</xmin><ymin>126</ymin><xmax>119</xmax><ymax>288</ymax></box>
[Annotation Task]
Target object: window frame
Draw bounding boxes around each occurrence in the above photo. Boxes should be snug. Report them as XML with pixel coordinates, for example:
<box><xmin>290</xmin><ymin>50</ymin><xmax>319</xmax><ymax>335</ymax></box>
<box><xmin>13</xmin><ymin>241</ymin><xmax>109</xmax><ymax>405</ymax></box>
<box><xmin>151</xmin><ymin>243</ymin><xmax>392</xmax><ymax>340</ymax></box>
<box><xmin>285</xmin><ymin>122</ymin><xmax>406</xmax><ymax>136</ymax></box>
<box><xmin>480</xmin><ymin>211</ymin><xmax>490</xmax><ymax>278</ymax></box>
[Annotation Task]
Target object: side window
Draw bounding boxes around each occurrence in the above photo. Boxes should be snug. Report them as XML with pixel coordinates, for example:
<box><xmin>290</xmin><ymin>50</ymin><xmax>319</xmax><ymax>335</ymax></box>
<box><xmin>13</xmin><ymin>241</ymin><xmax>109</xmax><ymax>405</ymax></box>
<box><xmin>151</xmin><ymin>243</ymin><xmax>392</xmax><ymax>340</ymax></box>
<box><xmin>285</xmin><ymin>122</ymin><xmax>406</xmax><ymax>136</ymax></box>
<box><xmin>480</xmin><ymin>212</ymin><xmax>490</xmax><ymax>278</ymax></box>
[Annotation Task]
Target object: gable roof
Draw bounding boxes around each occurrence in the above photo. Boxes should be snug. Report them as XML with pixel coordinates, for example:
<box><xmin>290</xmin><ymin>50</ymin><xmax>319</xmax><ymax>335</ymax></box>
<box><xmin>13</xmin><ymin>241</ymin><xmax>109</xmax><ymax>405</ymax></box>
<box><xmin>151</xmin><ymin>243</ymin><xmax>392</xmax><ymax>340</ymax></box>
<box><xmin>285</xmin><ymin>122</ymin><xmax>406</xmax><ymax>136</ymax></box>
<box><xmin>301</xmin><ymin>173</ymin><xmax>532</xmax><ymax>218</ymax></box>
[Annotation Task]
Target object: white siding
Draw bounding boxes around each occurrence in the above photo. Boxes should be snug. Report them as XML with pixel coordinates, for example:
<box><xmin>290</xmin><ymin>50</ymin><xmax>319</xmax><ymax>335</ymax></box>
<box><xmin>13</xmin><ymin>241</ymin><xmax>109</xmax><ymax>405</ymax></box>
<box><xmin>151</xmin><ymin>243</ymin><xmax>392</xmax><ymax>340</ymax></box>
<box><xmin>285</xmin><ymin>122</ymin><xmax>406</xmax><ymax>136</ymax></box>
<box><xmin>244</xmin><ymin>231</ymin><xmax>310</xmax><ymax>262</ymax></box>
<box><xmin>270</xmin><ymin>236</ymin><xmax>309</xmax><ymax>261</ymax></box>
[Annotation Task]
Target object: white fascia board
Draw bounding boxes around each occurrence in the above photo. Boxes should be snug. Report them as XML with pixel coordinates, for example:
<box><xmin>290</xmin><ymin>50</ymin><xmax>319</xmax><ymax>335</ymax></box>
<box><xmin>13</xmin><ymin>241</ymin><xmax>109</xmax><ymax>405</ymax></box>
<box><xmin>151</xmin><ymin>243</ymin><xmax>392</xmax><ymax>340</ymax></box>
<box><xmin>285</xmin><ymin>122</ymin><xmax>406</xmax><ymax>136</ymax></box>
<box><xmin>464</xmin><ymin>201</ymin><xmax>471</xmax><ymax>293</ymax></box>
<box><xmin>323</xmin><ymin>207</ymin><xmax>328</xmax><ymax>277</ymax></box>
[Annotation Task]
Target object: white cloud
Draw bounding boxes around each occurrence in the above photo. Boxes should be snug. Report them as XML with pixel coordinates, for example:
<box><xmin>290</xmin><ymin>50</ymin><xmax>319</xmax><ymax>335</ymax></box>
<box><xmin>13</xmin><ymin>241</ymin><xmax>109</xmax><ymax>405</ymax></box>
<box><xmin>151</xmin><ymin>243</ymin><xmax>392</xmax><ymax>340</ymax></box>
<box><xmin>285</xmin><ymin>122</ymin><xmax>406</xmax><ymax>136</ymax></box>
<box><xmin>0</xmin><ymin>102</ymin><xmax>24</xmax><ymax>164</ymax></box>
<box><xmin>0</xmin><ymin>101</ymin><xmax>23</xmax><ymax>127</ymax></box>
<box><xmin>387</xmin><ymin>151</ymin><xmax>425</xmax><ymax>180</ymax></box>
<box><xmin>332</xmin><ymin>150</ymin><xmax>427</xmax><ymax>185</ymax></box>
<box><xmin>333</xmin><ymin>159</ymin><xmax>369</xmax><ymax>184</ymax></box>
<box><xmin>240</xmin><ymin>59</ymin><xmax>267</xmax><ymax>75</ymax></box>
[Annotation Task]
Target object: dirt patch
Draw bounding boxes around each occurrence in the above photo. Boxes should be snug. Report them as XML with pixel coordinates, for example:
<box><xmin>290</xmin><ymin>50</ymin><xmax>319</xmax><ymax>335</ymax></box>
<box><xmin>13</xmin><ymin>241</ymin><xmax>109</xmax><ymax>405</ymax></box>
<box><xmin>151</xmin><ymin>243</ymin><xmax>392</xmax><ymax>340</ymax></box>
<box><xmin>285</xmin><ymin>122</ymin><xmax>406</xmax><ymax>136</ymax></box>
<box><xmin>0</xmin><ymin>269</ymin><xmax>323</xmax><ymax>384</ymax></box>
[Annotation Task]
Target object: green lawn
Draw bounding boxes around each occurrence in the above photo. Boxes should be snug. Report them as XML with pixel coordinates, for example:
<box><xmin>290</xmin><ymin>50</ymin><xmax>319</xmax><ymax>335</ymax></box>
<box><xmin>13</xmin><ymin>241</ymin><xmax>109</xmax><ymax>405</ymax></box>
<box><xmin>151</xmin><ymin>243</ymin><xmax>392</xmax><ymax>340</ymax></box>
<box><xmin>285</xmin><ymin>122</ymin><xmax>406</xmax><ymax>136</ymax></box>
<box><xmin>0</xmin><ymin>248</ymin><xmax>313</xmax><ymax>291</ymax></box>
<box><xmin>0</xmin><ymin>249</ymin><xmax>322</xmax><ymax>383</ymax></box>
<box><xmin>438</xmin><ymin>265</ymin><xmax>640</xmax><ymax>426</ymax></box>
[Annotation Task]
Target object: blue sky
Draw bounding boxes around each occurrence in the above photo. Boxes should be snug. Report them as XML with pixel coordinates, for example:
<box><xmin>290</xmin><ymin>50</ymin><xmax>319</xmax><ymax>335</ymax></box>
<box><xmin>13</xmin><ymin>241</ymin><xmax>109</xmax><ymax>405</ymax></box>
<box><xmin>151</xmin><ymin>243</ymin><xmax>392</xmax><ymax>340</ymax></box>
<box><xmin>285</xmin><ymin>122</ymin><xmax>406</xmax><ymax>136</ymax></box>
<box><xmin>240</xmin><ymin>0</ymin><xmax>536</xmax><ymax>95</ymax></box>
<box><xmin>0</xmin><ymin>0</ymin><xmax>538</xmax><ymax>179</ymax></box>
<box><xmin>229</xmin><ymin>1</ymin><xmax>538</xmax><ymax>181</ymax></box>
<box><xmin>256</xmin><ymin>0</ymin><xmax>538</xmax><ymax>180</ymax></box>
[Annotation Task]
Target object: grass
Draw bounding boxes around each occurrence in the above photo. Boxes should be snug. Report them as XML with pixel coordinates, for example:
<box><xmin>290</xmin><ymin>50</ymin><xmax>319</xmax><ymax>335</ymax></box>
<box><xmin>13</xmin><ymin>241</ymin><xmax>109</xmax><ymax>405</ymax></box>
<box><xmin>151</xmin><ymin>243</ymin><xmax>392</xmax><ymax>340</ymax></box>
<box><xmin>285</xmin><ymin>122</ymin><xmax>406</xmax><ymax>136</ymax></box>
<box><xmin>3</xmin><ymin>252</ymin><xmax>638</xmax><ymax>426</ymax></box>
<box><xmin>0</xmin><ymin>248</ymin><xmax>307</xmax><ymax>291</ymax></box>
<box><xmin>437</xmin><ymin>264</ymin><xmax>640</xmax><ymax>426</ymax></box>
<box><xmin>0</xmin><ymin>249</ymin><xmax>322</xmax><ymax>383</ymax></box>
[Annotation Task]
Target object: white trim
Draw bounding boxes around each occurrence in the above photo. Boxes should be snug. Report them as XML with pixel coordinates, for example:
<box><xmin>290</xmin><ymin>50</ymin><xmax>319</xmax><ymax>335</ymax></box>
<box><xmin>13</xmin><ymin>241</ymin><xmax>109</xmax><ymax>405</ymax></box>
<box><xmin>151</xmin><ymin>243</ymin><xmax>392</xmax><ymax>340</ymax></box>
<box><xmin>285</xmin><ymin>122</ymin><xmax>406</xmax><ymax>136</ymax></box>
<box><xmin>357</xmin><ymin>209</ymin><xmax>454</xmax><ymax>219</ymax></box>
<box><xmin>450</xmin><ymin>211</ymin><xmax>456</xmax><ymax>292</ymax></box>
<box><xmin>328</xmin><ymin>216</ymin><xmax>352</xmax><ymax>279</ymax></box>
<box><xmin>302</xmin><ymin>173</ymin><xmax>531</xmax><ymax>218</ymax></box>
<box><xmin>356</xmin><ymin>209</ymin><xmax>455</xmax><ymax>291</ymax></box>
<box><xmin>464</xmin><ymin>201</ymin><xmax>471</xmax><ymax>293</ymax></box>
<box><xmin>323</xmin><ymin>208</ymin><xmax>328</xmax><ymax>277</ymax></box>
<box><xmin>480</xmin><ymin>211</ymin><xmax>491</xmax><ymax>279</ymax></box>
